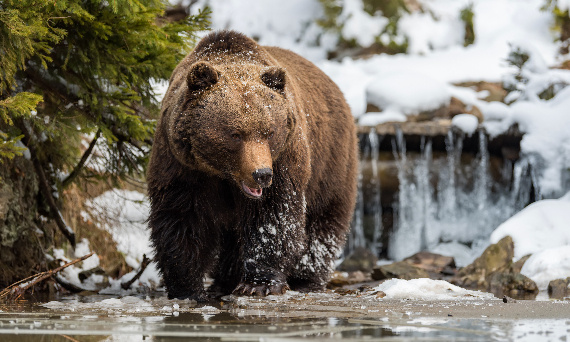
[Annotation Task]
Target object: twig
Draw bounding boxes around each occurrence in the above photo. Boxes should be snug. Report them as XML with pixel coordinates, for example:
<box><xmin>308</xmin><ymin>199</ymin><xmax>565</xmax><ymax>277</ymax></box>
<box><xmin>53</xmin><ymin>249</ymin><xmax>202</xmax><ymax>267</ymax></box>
<box><xmin>61</xmin><ymin>129</ymin><xmax>101</xmax><ymax>189</ymax></box>
<box><xmin>0</xmin><ymin>252</ymin><xmax>94</xmax><ymax>300</ymax></box>
<box><xmin>121</xmin><ymin>254</ymin><xmax>151</xmax><ymax>290</ymax></box>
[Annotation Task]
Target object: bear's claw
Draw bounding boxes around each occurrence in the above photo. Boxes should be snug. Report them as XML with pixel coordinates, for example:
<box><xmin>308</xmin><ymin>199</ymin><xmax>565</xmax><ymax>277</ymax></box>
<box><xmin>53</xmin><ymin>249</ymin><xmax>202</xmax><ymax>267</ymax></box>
<box><xmin>232</xmin><ymin>282</ymin><xmax>290</xmax><ymax>297</ymax></box>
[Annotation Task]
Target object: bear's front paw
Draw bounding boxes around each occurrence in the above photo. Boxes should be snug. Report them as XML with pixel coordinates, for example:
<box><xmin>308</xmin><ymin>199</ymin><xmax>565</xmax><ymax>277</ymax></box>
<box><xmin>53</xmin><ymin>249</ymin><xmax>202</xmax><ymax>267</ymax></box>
<box><xmin>232</xmin><ymin>281</ymin><xmax>290</xmax><ymax>297</ymax></box>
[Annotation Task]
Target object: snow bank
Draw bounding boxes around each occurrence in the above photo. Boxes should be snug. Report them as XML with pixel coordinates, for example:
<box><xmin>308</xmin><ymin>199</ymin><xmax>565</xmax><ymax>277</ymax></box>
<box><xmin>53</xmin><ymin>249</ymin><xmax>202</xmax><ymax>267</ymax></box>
<box><xmin>83</xmin><ymin>190</ymin><xmax>162</xmax><ymax>292</ymax></box>
<box><xmin>490</xmin><ymin>193</ymin><xmax>570</xmax><ymax>290</ymax></box>
<box><xmin>370</xmin><ymin>278</ymin><xmax>495</xmax><ymax>300</ymax></box>
<box><xmin>366</xmin><ymin>71</ymin><xmax>451</xmax><ymax>115</ymax></box>
<box><xmin>84</xmin><ymin>190</ymin><xmax>152</xmax><ymax>269</ymax></box>
<box><xmin>490</xmin><ymin>193</ymin><xmax>570</xmax><ymax>261</ymax></box>
<box><xmin>520</xmin><ymin>246</ymin><xmax>570</xmax><ymax>290</ymax></box>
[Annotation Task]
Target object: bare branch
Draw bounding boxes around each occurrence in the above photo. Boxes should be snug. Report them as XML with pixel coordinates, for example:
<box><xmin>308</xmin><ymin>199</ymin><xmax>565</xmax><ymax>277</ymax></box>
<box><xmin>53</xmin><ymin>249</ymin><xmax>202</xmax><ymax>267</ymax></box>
<box><xmin>61</xmin><ymin>129</ymin><xmax>101</xmax><ymax>189</ymax></box>
<box><xmin>0</xmin><ymin>252</ymin><xmax>94</xmax><ymax>300</ymax></box>
<box><xmin>121</xmin><ymin>254</ymin><xmax>152</xmax><ymax>290</ymax></box>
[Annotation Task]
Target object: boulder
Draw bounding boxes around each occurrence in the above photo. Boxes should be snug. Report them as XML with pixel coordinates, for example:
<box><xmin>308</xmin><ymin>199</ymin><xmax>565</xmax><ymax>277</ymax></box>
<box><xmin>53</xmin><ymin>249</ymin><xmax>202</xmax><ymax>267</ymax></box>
<box><xmin>403</xmin><ymin>251</ymin><xmax>456</xmax><ymax>276</ymax></box>
<box><xmin>372</xmin><ymin>261</ymin><xmax>429</xmax><ymax>280</ymax></box>
<box><xmin>451</xmin><ymin>236</ymin><xmax>538</xmax><ymax>298</ymax></box>
<box><xmin>453</xmin><ymin>236</ymin><xmax>514</xmax><ymax>289</ymax></box>
<box><xmin>548</xmin><ymin>277</ymin><xmax>570</xmax><ymax>299</ymax></box>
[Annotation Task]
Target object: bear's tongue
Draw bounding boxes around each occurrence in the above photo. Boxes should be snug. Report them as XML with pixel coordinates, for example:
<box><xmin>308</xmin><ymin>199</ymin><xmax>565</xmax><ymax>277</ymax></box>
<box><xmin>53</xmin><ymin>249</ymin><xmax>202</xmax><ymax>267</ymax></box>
<box><xmin>242</xmin><ymin>182</ymin><xmax>263</xmax><ymax>198</ymax></box>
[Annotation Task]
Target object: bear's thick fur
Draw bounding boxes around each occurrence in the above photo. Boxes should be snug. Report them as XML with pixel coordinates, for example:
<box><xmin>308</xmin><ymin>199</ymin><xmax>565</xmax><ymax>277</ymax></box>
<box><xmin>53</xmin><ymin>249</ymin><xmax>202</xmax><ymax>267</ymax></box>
<box><xmin>148</xmin><ymin>30</ymin><xmax>358</xmax><ymax>300</ymax></box>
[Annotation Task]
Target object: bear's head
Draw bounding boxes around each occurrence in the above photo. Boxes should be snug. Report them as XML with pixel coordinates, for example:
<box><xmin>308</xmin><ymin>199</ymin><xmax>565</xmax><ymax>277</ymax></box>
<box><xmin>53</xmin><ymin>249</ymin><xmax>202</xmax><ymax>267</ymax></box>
<box><xmin>168</xmin><ymin>61</ymin><xmax>295</xmax><ymax>199</ymax></box>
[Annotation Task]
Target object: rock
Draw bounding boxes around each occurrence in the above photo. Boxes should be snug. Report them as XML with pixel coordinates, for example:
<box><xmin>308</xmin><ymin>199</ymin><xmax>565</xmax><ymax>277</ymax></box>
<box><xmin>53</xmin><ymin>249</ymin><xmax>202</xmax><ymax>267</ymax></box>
<box><xmin>371</xmin><ymin>261</ymin><xmax>429</xmax><ymax>280</ymax></box>
<box><xmin>489</xmin><ymin>272</ymin><xmax>538</xmax><ymax>298</ymax></box>
<box><xmin>338</xmin><ymin>246</ymin><xmax>378</xmax><ymax>272</ymax></box>
<box><xmin>403</xmin><ymin>251</ymin><xmax>456</xmax><ymax>275</ymax></box>
<box><xmin>548</xmin><ymin>277</ymin><xmax>570</xmax><ymax>299</ymax></box>
<box><xmin>511</xmin><ymin>254</ymin><xmax>532</xmax><ymax>273</ymax></box>
<box><xmin>328</xmin><ymin>270</ymin><xmax>369</xmax><ymax>288</ymax></box>
<box><xmin>451</xmin><ymin>236</ymin><xmax>539</xmax><ymax>298</ymax></box>
<box><xmin>452</xmin><ymin>236</ymin><xmax>514</xmax><ymax>289</ymax></box>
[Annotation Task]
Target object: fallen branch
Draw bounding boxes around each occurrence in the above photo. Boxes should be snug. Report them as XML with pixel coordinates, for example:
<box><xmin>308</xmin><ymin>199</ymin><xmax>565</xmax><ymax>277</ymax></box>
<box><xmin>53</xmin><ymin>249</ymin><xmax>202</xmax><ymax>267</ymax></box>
<box><xmin>121</xmin><ymin>254</ymin><xmax>151</xmax><ymax>290</ymax></box>
<box><xmin>0</xmin><ymin>252</ymin><xmax>95</xmax><ymax>300</ymax></box>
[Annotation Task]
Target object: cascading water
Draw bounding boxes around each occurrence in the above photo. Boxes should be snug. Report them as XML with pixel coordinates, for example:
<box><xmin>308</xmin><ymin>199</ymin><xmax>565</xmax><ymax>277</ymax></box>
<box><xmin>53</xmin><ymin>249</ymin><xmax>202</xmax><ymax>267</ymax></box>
<box><xmin>347</xmin><ymin>128</ymin><xmax>382</xmax><ymax>255</ymax></box>
<box><xmin>349</xmin><ymin>126</ymin><xmax>539</xmax><ymax>267</ymax></box>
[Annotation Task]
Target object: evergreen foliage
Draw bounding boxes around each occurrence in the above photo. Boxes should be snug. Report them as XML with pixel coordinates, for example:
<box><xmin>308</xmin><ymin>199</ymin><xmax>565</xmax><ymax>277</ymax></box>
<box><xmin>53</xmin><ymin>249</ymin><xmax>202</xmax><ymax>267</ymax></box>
<box><xmin>1</xmin><ymin>0</ymin><xmax>209</xmax><ymax>177</ymax></box>
<box><xmin>0</xmin><ymin>0</ymin><xmax>209</xmax><ymax>243</ymax></box>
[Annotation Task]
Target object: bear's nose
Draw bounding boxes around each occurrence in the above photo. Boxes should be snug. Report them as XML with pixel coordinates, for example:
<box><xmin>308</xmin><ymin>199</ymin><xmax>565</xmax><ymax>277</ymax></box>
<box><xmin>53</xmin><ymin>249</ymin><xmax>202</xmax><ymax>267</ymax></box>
<box><xmin>252</xmin><ymin>168</ymin><xmax>273</xmax><ymax>187</ymax></box>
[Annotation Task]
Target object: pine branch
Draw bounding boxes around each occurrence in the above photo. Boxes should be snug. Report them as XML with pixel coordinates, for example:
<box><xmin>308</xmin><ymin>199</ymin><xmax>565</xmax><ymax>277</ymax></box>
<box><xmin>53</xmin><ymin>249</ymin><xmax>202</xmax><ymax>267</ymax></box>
<box><xmin>61</xmin><ymin>129</ymin><xmax>101</xmax><ymax>189</ymax></box>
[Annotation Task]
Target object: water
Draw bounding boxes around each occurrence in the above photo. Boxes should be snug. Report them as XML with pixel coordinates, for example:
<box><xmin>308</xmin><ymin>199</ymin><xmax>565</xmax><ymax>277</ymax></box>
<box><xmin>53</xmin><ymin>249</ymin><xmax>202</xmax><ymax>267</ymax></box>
<box><xmin>1</xmin><ymin>293</ymin><xmax>569</xmax><ymax>341</ymax></box>
<box><xmin>350</xmin><ymin>127</ymin><xmax>540</xmax><ymax>266</ymax></box>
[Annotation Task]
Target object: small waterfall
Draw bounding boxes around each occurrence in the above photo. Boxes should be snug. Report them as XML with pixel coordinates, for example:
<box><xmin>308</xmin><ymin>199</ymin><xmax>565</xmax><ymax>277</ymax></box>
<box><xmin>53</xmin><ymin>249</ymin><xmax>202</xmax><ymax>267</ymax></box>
<box><xmin>368</xmin><ymin>128</ymin><xmax>383</xmax><ymax>255</ymax></box>
<box><xmin>347</xmin><ymin>127</ymin><xmax>383</xmax><ymax>256</ymax></box>
<box><xmin>387</xmin><ymin>129</ymin><xmax>536</xmax><ymax>265</ymax></box>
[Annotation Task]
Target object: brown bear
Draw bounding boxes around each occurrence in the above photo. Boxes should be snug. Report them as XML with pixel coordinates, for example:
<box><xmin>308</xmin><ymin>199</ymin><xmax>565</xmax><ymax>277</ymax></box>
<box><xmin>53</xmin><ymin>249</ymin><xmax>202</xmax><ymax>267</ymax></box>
<box><xmin>147</xmin><ymin>30</ymin><xmax>358</xmax><ymax>301</ymax></box>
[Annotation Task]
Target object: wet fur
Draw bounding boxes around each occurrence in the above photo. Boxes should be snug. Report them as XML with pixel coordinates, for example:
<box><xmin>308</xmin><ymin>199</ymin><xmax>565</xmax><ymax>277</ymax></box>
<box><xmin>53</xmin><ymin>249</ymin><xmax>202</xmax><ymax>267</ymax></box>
<box><xmin>147</xmin><ymin>30</ymin><xmax>358</xmax><ymax>300</ymax></box>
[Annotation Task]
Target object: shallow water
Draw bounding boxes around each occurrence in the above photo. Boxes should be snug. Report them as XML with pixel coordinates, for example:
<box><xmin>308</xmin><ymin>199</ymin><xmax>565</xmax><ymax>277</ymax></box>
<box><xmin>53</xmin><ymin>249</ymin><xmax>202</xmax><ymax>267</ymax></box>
<box><xmin>1</xmin><ymin>291</ymin><xmax>569</xmax><ymax>341</ymax></box>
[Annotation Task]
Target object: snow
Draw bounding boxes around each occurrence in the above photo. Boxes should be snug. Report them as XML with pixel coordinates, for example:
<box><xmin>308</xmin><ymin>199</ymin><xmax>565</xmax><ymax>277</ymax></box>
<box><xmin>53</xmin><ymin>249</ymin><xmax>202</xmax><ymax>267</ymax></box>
<box><xmin>451</xmin><ymin>114</ymin><xmax>479</xmax><ymax>136</ymax></box>
<box><xmin>358</xmin><ymin>110</ymin><xmax>407</xmax><ymax>127</ymax></box>
<box><xmin>366</xmin><ymin>71</ymin><xmax>451</xmax><ymax>115</ymax></box>
<box><xmin>340</xmin><ymin>0</ymin><xmax>387</xmax><ymax>47</ymax></box>
<box><xmin>84</xmin><ymin>190</ymin><xmax>152</xmax><ymax>270</ymax></box>
<box><xmin>490</xmin><ymin>193</ymin><xmax>570</xmax><ymax>261</ymax></box>
<box><xmin>490</xmin><ymin>192</ymin><xmax>570</xmax><ymax>290</ymax></box>
<box><xmin>370</xmin><ymin>278</ymin><xmax>496</xmax><ymax>300</ymax></box>
<box><xmin>520</xmin><ymin>246</ymin><xmax>570</xmax><ymax>290</ymax></box>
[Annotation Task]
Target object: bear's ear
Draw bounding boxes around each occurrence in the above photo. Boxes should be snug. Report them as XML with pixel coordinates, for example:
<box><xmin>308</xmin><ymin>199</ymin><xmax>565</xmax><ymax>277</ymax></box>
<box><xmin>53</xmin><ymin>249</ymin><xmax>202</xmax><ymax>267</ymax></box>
<box><xmin>187</xmin><ymin>61</ymin><xmax>219</xmax><ymax>92</ymax></box>
<box><xmin>261</xmin><ymin>67</ymin><xmax>286</xmax><ymax>93</ymax></box>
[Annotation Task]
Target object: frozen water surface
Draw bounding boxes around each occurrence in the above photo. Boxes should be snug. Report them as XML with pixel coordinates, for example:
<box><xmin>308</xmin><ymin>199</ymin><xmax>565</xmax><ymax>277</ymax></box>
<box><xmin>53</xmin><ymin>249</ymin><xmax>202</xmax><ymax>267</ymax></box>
<box><xmin>1</xmin><ymin>290</ymin><xmax>569</xmax><ymax>341</ymax></box>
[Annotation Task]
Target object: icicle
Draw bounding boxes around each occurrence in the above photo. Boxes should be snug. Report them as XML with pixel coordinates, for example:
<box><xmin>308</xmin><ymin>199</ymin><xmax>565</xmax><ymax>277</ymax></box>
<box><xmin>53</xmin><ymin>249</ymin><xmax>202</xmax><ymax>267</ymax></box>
<box><xmin>368</xmin><ymin>128</ymin><xmax>383</xmax><ymax>255</ymax></box>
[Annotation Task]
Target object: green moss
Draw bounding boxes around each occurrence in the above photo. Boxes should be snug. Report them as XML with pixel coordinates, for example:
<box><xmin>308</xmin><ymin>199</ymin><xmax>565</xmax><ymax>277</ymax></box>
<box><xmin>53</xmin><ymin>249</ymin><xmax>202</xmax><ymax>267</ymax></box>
<box><xmin>460</xmin><ymin>4</ymin><xmax>475</xmax><ymax>47</ymax></box>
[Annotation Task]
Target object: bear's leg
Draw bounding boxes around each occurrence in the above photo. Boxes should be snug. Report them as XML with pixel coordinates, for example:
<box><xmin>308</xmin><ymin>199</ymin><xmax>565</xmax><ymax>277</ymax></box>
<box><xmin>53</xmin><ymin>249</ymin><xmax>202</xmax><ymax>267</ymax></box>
<box><xmin>233</xmin><ymin>195</ymin><xmax>307</xmax><ymax>296</ymax></box>
<box><xmin>288</xmin><ymin>213</ymin><xmax>348</xmax><ymax>292</ymax></box>
<box><xmin>209</xmin><ymin>230</ymin><xmax>242</xmax><ymax>296</ymax></box>
<box><xmin>150</xmin><ymin>213</ymin><xmax>219</xmax><ymax>301</ymax></box>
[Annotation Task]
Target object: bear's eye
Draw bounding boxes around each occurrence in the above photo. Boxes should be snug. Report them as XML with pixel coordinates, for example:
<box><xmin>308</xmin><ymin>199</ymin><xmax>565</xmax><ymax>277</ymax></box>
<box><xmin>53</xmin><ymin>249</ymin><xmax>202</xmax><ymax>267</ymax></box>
<box><xmin>231</xmin><ymin>133</ymin><xmax>242</xmax><ymax>142</ymax></box>
<box><xmin>268</xmin><ymin>131</ymin><xmax>275</xmax><ymax>139</ymax></box>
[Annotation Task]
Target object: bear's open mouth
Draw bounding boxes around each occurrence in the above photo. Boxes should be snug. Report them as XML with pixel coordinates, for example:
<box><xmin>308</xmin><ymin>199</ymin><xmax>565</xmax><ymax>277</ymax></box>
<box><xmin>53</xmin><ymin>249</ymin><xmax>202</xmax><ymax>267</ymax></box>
<box><xmin>241</xmin><ymin>181</ymin><xmax>263</xmax><ymax>199</ymax></box>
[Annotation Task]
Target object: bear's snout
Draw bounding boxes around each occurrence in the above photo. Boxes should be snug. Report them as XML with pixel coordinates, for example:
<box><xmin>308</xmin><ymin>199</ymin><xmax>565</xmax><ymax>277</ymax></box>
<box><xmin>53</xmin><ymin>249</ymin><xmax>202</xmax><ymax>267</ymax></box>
<box><xmin>252</xmin><ymin>168</ymin><xmax>273</xmax><ymax>187</ymax></box>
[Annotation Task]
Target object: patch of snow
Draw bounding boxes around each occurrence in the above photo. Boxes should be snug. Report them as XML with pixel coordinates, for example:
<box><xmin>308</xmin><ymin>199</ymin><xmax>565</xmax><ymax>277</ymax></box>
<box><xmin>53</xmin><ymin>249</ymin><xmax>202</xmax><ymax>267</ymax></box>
<box><xmin>366</xmin><ymin>71</ymin><xmax>451</xmax><ymax>115</ymax></box>
<box><xmin>358</xmin><ymin>110</ymin><xmax>407</xmax><ymax>126</ymax></box>
<box><xmin>398</xmin><ymin>11</ymin><xmax>464</xmax><ymax>54</ymax></box>
<box><xmin>430</xmin><ymin>242</ymin><xmax>475</xmax><ymax>268</ymax></box>
<box><xmin>520</xmin><ymin>245</ymin><xmax>570</xmax><ymax>290</ymax></box>
<box><xmin>371</xmin><ymin>278</ymin><xmax>495</xmax><ymax>300</ymax></box>
<box><xmin>451</xmin><ymin>114</ymin><xmax>478</xmax><ymax>136</ymax></box>
<box><xmin>84</xmin><ymin>190</ymin><xmax>152</xmax><ymax>269</ymax></box>
<box><xmin>340</xmin><ymin>0</ymin><xmax>387</xmax><ymax>47</ymax></box>
<box><xmin>490</xmin><ymin>193</ymin><xmax>570</xmax><ymax>261</ymax></box>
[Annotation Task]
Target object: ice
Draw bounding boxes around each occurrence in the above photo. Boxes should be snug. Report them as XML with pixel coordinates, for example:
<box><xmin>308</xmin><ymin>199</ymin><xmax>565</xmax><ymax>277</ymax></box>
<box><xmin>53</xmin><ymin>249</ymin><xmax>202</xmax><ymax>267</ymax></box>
<box><xmin>371</xmin><ymin>278</ymin><xmax>496</xmax><ymax>301</ymax></box>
